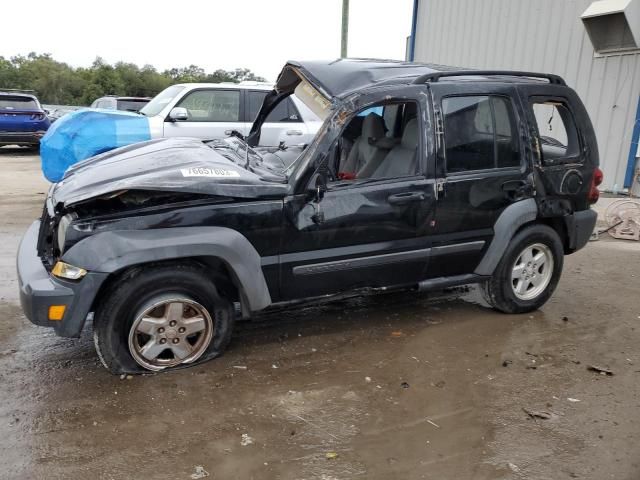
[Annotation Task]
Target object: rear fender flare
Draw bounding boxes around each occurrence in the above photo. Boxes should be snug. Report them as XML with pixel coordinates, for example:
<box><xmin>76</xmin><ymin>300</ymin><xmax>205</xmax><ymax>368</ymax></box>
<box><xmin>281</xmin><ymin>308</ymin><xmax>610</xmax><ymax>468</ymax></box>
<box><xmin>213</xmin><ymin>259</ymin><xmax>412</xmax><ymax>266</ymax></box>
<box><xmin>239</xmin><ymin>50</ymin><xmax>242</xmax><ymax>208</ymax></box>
<box><xmin>475</xmin><ymin>198</ymin><xmax>538</xmax><ymax>276</ymax></box>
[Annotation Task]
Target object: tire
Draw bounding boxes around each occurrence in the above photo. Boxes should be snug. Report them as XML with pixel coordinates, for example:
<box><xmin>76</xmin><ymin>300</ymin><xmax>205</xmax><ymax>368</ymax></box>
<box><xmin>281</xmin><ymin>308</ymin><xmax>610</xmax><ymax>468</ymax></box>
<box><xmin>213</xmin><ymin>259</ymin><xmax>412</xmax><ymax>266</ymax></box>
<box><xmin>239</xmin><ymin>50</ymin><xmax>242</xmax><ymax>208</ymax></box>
<box><xmin>93</xmin><ymin>263</ymin><xmax>234</xmax><ymax>374</ymax></box>
<box><xmin>481</xmin><ymin>224</ymin><xmax>564</xmax><ymax>314</ymax></box>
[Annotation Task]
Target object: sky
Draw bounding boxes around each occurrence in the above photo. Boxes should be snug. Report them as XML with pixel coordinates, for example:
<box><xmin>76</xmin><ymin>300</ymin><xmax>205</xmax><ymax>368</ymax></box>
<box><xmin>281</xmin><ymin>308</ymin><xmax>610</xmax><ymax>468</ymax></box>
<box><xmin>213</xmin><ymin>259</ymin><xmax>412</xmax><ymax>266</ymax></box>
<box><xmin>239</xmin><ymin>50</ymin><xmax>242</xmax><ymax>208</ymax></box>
<box><xmin>0</xmin><ymin>0</ymin><xmax>413</xmax><ymax>81</ymax></box>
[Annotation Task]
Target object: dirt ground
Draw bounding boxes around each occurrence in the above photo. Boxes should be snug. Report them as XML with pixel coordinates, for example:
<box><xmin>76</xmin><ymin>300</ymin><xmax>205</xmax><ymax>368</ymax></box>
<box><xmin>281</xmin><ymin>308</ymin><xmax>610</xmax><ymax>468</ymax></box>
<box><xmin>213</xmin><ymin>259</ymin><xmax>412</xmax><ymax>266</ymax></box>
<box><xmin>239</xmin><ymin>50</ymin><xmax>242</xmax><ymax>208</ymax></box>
<box><xmin>0</xmin><ymin>148</ymin><xmax>639</xmax><ymax>480</ymax></box>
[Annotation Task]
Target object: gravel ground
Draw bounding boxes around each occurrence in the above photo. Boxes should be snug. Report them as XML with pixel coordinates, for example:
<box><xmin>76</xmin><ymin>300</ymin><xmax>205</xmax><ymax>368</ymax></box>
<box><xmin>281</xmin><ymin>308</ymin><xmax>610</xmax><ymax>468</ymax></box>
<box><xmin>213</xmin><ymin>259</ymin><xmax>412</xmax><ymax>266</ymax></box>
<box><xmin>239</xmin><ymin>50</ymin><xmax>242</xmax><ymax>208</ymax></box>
<box><xmin>1</xmin><ymin>147</ymin><xmax>639</xmax><ymax>480</ymax></box>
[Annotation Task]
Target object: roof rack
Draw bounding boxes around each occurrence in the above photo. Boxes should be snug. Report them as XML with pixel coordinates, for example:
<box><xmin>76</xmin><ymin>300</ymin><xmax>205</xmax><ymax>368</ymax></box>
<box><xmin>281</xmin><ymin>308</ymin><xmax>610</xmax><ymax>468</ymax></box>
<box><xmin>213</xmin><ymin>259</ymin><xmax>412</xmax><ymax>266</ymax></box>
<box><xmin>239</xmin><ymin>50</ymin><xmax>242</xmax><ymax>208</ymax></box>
<box><xmin>412</xmin><ymin>70</ymin><xmax>566</xmax><ymax>86</ymax></box>
<box><xmin>0</xmin><ymin>88</ymin><xmax>37</xmax><ymax>94</ymax></box>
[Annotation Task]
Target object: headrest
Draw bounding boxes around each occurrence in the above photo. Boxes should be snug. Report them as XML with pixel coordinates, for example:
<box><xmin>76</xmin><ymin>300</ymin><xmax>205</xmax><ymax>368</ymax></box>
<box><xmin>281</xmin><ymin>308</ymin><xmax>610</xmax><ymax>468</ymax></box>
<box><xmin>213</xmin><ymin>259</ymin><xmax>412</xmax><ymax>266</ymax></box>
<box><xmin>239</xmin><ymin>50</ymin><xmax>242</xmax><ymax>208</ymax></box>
<box><xmin>401</xmin><ymin>118</ymin><xmax>418</xmax><ymax>149</ymax></box>
<box><xmin>362</xmin><ymin>113</ymin><xmax>385</xmax><ymax>140</ymax></box>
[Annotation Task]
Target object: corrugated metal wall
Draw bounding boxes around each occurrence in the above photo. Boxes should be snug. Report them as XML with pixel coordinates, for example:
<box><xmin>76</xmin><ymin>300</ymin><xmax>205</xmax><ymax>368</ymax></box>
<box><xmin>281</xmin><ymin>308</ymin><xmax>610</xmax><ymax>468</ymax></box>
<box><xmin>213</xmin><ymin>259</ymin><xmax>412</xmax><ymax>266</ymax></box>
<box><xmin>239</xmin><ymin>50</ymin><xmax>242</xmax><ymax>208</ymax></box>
<box><xmin>413</xmin><ymin>0</ymin><xmax>640</xmax><ymax>190</ymax></box>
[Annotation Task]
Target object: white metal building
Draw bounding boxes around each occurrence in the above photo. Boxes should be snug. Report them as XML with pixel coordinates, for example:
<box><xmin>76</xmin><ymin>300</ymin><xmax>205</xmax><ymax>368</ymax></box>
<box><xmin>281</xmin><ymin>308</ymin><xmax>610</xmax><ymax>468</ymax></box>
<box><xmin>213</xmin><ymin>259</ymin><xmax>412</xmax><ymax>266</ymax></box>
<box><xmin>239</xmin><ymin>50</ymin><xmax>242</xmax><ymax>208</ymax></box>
<box><xmin>408</xmin><ymin>0</ymin><xmax>640</xmax><ymax>191</ymax></box>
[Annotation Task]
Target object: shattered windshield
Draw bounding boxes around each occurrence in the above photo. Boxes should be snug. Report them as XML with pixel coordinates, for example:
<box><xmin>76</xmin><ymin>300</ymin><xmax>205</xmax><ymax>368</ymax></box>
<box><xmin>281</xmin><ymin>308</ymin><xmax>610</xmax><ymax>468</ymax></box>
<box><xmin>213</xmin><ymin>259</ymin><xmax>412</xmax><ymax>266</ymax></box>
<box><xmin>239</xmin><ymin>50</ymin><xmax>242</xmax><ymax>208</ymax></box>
<box><xmin>208</xmin><ymin>137</ymin><xmax>305</xmax><ymax>179</ymax></box>
<box><xmin>209</xmin><ymin>137</ymin><xmax>261</xmax><ymax>163</ymax></box>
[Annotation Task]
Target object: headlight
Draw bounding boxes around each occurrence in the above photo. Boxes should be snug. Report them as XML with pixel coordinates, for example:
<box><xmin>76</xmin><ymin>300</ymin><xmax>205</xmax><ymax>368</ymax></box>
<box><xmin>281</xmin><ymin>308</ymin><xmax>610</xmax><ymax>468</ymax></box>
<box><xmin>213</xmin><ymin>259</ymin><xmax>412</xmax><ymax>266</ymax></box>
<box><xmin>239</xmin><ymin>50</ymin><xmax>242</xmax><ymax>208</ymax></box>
<box><xmin>56</xmin><ymin>213</ymin><xmax>76</xmax><ymax>254</ymax></box>
<box><xmin>52</xmin><ymin>261</ymin><xmax>87</xmax><ymax>280</ymax></box>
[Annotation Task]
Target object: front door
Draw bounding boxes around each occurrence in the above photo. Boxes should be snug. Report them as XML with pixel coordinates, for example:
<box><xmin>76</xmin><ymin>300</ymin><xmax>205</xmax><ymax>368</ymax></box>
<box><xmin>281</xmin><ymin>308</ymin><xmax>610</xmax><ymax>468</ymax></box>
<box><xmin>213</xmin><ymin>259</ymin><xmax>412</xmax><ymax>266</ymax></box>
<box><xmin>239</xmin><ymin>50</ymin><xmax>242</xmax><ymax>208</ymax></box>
<box><xmin>428</xmin><ymin>83</ymin><xmax>532</xmax><ymax>277</ymax></box>
<box><xmin>163</xmin><ymin>88</ymin><xmax>245</xmax><ymax>140</ymax></box>
<box><xmin>278</xmin><ymin>95</ymin><xmax>437</xmax><ymax>300</ymax></box>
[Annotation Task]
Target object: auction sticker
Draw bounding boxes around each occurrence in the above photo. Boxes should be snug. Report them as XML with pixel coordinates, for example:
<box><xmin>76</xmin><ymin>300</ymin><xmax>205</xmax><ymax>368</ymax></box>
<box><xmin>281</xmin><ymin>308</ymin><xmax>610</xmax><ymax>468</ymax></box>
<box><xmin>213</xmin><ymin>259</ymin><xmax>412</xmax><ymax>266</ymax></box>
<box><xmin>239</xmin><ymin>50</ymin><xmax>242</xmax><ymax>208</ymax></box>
<box><xmin>181</xmin><ymin>167</ymin><xmax>240</xmax><ymax>178</ymax></box>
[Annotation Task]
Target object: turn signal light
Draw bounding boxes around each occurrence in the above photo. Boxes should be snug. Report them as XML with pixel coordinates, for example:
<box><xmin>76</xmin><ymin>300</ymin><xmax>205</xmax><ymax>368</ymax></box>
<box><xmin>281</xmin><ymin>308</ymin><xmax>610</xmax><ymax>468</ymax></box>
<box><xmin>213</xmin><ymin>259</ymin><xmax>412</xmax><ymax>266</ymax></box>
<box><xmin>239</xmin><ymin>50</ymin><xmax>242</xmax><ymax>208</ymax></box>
<box><xmin>48</xmin><ymin>305</ymin><xmax>66</xmax><ymax>321</ymax></box>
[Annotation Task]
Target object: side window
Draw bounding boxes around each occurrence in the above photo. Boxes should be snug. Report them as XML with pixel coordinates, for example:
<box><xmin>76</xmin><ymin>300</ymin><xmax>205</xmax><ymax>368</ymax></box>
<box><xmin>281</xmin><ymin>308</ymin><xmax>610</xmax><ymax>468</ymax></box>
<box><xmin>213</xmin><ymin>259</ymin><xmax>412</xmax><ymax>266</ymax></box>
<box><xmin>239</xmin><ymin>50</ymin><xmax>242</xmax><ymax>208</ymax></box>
<box><xmin>443</xmin><ymin>96</ymin><xmax>494</xmax><ymax>172</ymax></box>
<box><xmin>442</xmin><ymin>95</ymin><xmax>520</xmax><ymax>173</ymax></box>
<box><xmin>531</xmin><ymin>100</ymin><xmax>580</xmax><ymax>164</ymax></box>
<box><xmin>473</xmin><ymin>98</ymin><xmax>493</xmax><ymax>133</ymax></box>
<box><xmin>247</xmin><ymin>91</ymin><xmax>266</xmax><ymax>121</ymax></box>
<box><xmin>265</xmin><ymin>98</ymin><xmax>291</xmax><ymax>123</ymax></box>
<box><xmin>177</xmin><ymin>89</ymin><xmax>240</xmax><ymax>122</ymax></box>
<box><xmin>285</xmin><ymin>99</ymin><xmax>302</xmax><ymax>122</ymax></box>
<box><xmin>334</xmin><ymin>100</ymin><xmax>420</xmax><ymax>181</ymax></box>
<box><xmin>247</xmin><ymin>91</ymin><xmax>301</xmax><ymax>123</ymax></box>
<box><xmin>383</xmin><ymin>104</ymin><xmax>399</xmax><ymax>138</ymax></box>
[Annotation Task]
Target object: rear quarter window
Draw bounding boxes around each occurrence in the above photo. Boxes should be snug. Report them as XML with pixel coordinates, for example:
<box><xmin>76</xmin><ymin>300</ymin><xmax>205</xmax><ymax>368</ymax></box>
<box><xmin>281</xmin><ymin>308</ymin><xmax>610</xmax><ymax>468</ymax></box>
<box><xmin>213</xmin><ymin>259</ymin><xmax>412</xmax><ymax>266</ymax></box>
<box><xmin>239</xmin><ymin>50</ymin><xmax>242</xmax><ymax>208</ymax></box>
<box><xmin>530</xmin><ymin>99</ymin><xmax>581</xmax><ymax>166</ymax></box>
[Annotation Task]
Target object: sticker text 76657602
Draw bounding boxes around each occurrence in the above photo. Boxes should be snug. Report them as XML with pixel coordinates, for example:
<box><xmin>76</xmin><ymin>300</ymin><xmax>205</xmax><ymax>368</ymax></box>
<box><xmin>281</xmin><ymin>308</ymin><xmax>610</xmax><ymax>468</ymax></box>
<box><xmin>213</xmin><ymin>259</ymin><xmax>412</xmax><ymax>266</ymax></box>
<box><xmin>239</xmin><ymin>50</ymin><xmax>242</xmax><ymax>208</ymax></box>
<box><xmin>180</xmin><ymin>167</ymin><xmax>241</xmax><ymax>178</ymax></box>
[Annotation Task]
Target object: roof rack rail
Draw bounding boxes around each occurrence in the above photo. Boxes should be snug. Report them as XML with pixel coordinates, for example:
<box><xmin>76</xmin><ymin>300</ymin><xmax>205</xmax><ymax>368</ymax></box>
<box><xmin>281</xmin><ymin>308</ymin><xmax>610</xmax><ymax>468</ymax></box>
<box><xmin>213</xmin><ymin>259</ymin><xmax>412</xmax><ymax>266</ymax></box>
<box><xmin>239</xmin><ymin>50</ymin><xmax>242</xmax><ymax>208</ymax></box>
<box><xmin>412</xmin><ymin>70</ymin><xmax>566</xmax><ymax>86</ymax></box>
<box><xmin>0</xmin><ymin>88</ymin><xmax>37</xmax><ymax>94</ymax></box>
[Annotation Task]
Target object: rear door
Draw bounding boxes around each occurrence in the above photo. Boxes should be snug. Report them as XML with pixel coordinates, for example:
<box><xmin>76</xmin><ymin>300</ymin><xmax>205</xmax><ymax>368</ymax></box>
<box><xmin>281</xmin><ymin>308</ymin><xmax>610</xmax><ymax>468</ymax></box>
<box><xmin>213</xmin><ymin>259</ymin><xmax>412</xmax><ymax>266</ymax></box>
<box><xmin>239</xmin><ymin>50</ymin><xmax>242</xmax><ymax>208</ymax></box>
<box><xmin>517</xmin><ymin>84</ymin><xmax>594</xmax><ymax>206</ymax></box>
<box><xmin>428</xmin><ymin>83</ymin><xmax>532</xmax><ymax>276</ymax></box>
<box><xmin>163</xmin><ymin>88</ymin><xmax>245</xmax><ymax>140</ymax></box>
<box><xmin>245</xmin><ymin>90</ymin><xmax>309</xmax><ymax>146</ymax></box>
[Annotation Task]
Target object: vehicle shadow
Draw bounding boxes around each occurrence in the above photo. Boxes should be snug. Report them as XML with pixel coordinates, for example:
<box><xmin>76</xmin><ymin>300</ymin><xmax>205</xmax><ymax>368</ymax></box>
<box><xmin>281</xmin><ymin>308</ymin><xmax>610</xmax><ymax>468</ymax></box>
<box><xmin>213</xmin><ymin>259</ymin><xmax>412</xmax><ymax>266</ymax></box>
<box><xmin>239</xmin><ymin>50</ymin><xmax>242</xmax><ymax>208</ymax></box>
<box><xmin>0</xmin><ymin>146</ymin><xmax>38</xmax><ymax>156</ymax></box>
<box><xmin>231</xmin><ymin>286</ymin><xmax>485</xmax><ymax>350</ymax></box>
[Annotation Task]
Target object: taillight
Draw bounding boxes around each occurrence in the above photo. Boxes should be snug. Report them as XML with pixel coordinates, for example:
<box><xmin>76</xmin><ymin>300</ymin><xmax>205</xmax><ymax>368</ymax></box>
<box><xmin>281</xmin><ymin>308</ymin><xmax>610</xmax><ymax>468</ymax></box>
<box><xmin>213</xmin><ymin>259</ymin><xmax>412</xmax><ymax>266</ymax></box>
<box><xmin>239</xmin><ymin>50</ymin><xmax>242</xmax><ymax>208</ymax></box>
<box><xmin>588</xmin><ymin>167</ymin><xmax>603</xmax><ymax>204</ymax></box>
<box><xmin>30</xmin><ymin>113</ymin><xmax>45</xmax><ymax>120</ymax></box>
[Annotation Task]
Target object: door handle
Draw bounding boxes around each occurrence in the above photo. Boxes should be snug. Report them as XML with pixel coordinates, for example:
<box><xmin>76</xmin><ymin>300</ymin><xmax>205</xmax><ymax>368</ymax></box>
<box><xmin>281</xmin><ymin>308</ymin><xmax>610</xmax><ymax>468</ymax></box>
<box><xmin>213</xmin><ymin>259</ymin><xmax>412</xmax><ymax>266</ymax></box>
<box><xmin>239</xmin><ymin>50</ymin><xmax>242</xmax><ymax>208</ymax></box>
<box><xmin>387</xmin><ymin>191</ymin><xmax>425</xmax><ymax>205</ymax></box>
<box><xmin>286</xmin><ymin>130</ymin><xmax>303</xmax><ymax>136</ymax></box>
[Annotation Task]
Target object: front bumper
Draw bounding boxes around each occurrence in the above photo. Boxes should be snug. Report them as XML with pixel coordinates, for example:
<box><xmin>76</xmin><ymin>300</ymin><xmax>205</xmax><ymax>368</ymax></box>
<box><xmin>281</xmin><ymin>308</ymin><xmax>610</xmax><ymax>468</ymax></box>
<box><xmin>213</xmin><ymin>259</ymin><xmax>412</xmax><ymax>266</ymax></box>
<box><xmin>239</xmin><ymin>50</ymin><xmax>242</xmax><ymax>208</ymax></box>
<box><xmin>565</xmin><ymin>209</ymin><xmax>597</xmax><ymax>252</ymax></box>
<box><xmin>0</xmin><ymin>131</ymin><xmax>46</xmax><ymax>146</ymax></box>
<box><xmin>17</xmin><ymin>220</ymin><xmax>108</xmax><ymax>338</ymax></box>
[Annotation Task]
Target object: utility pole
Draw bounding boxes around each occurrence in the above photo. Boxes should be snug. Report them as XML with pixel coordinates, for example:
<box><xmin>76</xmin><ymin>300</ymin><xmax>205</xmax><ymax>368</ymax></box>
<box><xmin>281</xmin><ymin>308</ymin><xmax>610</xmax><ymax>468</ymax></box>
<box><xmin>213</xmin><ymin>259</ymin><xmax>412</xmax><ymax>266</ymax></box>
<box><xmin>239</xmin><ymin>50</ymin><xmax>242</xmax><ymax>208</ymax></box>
<box><xmin>341</xmin><ymin>0</ymin><xmax>349</xmax><ymax>58</ymax></box>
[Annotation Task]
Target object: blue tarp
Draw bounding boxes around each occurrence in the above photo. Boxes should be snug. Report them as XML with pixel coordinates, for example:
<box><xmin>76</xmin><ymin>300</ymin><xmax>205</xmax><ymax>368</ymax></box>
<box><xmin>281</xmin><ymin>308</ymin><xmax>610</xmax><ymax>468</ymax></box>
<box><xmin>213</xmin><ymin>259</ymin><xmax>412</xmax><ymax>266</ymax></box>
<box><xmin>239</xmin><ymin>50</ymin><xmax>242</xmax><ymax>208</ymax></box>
<box><xmin>40</xmin><ymin>109</ymin><xmax>151</xmax><ymax>182</ymax></box>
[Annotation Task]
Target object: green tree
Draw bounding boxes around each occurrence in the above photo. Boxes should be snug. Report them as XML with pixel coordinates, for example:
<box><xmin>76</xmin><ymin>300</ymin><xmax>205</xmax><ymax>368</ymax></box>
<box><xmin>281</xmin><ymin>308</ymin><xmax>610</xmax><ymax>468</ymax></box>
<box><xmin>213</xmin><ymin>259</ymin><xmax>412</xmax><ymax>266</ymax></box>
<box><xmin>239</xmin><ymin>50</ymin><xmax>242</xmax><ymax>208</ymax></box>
<box><xmin>0</xmin><ymin>52</ymin><xmax>267</xmax><ymax>105</ymax></box>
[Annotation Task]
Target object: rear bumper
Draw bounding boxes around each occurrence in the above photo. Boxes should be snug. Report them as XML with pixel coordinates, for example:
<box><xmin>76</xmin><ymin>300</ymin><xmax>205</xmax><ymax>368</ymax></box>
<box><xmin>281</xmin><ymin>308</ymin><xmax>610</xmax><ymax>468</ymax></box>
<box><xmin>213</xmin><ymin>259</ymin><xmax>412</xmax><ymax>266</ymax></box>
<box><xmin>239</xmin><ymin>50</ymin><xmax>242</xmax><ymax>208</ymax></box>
<box><xmin>565</xmin><ymin>209</ymin><xmax>597</xmax><ymax>252</ymax></box>
<box><xmin>0</xmin><ymin>131</ymin><xmax>46</xmax><ymax>145</ymax></box>
<box><xmin>17</xmin><ymin>220</ymin><xmax>108</xmax><ymax>338</ymax></box>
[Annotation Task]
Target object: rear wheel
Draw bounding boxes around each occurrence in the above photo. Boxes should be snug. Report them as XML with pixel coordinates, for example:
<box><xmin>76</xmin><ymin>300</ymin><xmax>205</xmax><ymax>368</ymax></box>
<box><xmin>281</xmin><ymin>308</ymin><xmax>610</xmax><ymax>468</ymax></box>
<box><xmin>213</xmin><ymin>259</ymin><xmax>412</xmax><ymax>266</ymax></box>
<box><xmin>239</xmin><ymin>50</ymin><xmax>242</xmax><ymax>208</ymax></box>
<box><xmin>93</xmin><ymin>263</ymin><xmax>234</xmax><ymax>374</ymax></box>
<box><xmin>481</xmin><ymin>224</ymin><xmax>563</xmax><ymax>314</ymax></box>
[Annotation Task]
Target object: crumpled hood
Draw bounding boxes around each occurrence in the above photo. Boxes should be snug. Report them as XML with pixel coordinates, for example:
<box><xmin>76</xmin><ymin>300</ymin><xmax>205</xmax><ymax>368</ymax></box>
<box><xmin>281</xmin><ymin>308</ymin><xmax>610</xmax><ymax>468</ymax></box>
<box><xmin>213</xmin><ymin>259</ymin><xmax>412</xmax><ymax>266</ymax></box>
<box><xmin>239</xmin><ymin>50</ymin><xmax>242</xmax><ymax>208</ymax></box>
<box><xmin>52</xmin><ymin>137</ymin><xmax>289</xmax><ymax>207</ymax></box>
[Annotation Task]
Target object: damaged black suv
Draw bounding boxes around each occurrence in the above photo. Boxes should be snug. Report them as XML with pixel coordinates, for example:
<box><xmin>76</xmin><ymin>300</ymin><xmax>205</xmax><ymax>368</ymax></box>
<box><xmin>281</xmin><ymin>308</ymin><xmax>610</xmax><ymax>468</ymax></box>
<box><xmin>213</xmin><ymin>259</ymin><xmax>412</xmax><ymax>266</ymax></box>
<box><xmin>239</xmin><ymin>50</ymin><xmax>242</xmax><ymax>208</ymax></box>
<box><xmin>17</xmin><ymin>60</ymin><xmax>601</xmax><ymax>374</ymax></box>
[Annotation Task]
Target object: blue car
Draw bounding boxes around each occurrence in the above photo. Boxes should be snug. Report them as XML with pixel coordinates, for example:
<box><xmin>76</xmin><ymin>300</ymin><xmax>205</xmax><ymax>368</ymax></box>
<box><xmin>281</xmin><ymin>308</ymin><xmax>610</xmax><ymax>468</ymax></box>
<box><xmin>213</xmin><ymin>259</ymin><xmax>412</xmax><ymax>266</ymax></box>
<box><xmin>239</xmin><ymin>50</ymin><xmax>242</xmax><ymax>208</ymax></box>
<box><xmin>0</xmin><ymin>91</ymin><xmax>51</xmax><ymax>148</ymax></box>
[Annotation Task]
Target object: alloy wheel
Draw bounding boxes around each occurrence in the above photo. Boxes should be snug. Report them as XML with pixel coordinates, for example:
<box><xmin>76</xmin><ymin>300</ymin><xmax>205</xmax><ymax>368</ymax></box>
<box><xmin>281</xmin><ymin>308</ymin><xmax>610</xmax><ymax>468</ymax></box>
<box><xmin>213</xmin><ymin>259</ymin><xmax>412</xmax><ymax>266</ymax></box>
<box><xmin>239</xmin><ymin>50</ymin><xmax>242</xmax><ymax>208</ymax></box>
<box><xmin>511</xmin><ymin>243</ymin><xmax>554</xmax><ymax>301</ymax></box>
<box><xmin>128</xmin><ymin>296</ymin><xmax>214</xmax><ymax>371</ymax></box>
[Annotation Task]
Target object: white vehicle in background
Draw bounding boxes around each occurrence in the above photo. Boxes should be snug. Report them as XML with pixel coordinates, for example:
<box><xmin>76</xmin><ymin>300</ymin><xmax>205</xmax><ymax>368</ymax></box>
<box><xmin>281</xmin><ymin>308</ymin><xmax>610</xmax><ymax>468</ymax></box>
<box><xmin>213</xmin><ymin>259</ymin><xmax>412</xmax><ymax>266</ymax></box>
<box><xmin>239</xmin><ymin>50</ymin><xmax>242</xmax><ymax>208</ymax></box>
<box><xmin>139</xmin><ymin>82</ymin><xmax>322</xmax><ymax>146</ymax></box>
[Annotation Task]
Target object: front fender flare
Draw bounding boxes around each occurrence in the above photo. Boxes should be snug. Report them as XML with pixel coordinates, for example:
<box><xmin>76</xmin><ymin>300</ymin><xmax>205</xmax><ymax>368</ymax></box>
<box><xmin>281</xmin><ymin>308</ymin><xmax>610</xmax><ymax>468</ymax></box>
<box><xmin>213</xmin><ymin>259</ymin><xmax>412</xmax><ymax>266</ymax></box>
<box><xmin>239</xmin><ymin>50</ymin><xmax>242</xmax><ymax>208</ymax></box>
<box><xmin>62</xmin><ymin>227</ymin><xmax>272</xmax><ymax>312</ymax></box>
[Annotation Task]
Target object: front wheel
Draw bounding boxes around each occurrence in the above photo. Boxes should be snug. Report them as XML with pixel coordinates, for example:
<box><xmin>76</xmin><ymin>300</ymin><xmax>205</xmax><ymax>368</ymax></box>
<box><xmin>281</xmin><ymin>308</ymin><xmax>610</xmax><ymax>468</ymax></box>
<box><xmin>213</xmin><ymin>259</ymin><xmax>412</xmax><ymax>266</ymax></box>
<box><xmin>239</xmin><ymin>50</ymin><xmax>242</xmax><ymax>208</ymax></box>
<box><xmin>93</xmin><ymin>263</ymin><xmax>234</xmax><ymax>374</ymax></box>
<box><xmin>481</xmin><ymin>224</ymin><xmax>564</xmax><ymax>314</ymax></box>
